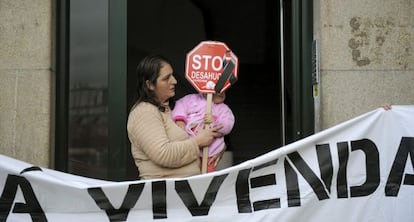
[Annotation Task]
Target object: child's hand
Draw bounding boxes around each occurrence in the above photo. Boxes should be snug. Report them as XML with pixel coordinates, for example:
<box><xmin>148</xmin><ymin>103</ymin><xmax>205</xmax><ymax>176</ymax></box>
<box><xmin>204</xmin><ymin>113</ymin><xmax>214</xmax><ymax>124</ymax></box>
<box><xmin>175</xmin><ymin>120</ymin><xmax>186</xmax><ymax>129</ymax></box>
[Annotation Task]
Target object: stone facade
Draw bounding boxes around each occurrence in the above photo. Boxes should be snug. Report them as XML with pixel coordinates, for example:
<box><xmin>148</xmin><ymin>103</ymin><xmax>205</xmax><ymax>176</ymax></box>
<box><xmin>315</xmin><ymin>0</ymin><xmax>414</xmax><ymax>129</ymax></box>
<box><xmin>0</xmin><ymin>0</ymin><xmax>52</xmax><ymax>167</ymax></box>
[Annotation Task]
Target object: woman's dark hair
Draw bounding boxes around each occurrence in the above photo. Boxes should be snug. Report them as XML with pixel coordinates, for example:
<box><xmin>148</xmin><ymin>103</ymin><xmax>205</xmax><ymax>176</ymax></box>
<box><xmin>134</xmin><ymin>54</ymin><xmax>173</xmax><ymax>112</ymax></box>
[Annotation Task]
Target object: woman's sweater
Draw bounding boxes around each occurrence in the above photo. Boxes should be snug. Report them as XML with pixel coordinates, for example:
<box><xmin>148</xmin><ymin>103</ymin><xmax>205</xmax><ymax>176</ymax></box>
<box><xmin>127</xmin><ymin>102</ymin><xmax>200</xmax><ymax>179</ymax></box>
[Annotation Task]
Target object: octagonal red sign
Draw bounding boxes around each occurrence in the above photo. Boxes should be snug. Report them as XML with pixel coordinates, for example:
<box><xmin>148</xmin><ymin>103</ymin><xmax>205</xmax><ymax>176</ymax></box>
<box><xmin>185</xmin><ymin>41</ymin><xmax>238</xmax><ymax>94</ymax></box>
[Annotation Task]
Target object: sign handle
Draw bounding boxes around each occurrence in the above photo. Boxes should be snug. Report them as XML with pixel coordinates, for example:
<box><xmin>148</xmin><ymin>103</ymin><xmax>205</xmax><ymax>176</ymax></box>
<box><xmin>201</xmin><ymin>93</ymin><xmax>213</xmax><ymax>174</ymax></box>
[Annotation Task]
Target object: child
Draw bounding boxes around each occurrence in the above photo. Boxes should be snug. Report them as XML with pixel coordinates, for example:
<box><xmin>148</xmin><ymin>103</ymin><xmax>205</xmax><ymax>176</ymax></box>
<box><xmin>172</xmin><ymin>92</ymin><xmax>235</xmax><ymax>172</ymax></box>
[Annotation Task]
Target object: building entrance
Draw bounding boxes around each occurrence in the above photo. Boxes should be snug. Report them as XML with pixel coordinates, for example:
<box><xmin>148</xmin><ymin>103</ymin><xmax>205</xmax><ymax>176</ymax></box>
<box><xmin>127</xmin><ymin>0</ymin><xmax>283</xmax><ymax>167</ymax></box>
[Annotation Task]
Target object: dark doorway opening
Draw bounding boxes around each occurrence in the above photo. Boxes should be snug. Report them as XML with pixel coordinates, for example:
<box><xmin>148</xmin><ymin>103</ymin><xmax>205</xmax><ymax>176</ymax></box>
<box><xmin>127</xmin><ymin>0</ymin><xmax>283</xmax><ymax>176</ymax></box>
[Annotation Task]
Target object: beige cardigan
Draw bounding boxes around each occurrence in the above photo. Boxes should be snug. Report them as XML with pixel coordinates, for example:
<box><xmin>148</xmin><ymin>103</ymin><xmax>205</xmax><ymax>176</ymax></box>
<box><xmin>127</xmin><ymin>102</ymin><xmax>201</xmax><ymax>179</ymax></box>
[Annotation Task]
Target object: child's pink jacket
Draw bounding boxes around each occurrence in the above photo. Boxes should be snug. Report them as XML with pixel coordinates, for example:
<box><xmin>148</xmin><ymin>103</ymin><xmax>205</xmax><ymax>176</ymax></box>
<box><xmin>172</xmin><ymin>93</ymin><xmax>235</xmax><ymax>157</ymax></box>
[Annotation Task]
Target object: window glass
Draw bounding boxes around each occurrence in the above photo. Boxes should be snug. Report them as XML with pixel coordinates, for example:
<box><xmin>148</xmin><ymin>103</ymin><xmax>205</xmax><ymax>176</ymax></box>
<box><xmin>68</xmin><ymin>0</ymin><xmax>109</xmax><ymax>179</ymax></box>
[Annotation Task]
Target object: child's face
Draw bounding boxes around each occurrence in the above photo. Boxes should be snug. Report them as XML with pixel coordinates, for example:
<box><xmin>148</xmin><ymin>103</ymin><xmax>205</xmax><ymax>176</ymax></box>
<box><xmin>212</xmin><ymin>93</ymin><xmax>226</xmax><ymax>104</ymax></box>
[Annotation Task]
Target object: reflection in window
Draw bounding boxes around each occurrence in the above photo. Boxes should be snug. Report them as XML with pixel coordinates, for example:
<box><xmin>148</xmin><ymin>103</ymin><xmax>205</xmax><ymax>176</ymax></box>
<box><xmin>68</xmin><ymin>0</ymin><xmax>109</xmax><ymax>179</ymax></box>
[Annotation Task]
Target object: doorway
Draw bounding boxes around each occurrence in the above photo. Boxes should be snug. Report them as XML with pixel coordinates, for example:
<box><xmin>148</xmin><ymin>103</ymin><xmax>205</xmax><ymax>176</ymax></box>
<box><xmin>55</xmin><ymin>0</ymin><xmax>313</xmax><ymax>181</ymax></box>
<box><xmin>127</xmin><ymin>0</ymin><xmax>283</xmax><ymax>168</ymax></box>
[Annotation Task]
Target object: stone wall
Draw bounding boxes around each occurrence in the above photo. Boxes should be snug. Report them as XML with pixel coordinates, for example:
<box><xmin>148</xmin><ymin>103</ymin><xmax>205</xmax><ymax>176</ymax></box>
<box><xmin>0</xmin><ymin>0</ymin><xmax>52</xmax><ymax>167</ymax></box>
<box><xmin>315</xmin><ymin>0</ymin><xmax>414</xmax><ymax>129</ymax></box>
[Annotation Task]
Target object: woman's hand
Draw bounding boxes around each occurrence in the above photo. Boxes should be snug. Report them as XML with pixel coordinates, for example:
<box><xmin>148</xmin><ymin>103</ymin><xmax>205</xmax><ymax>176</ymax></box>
<box><xmin>193</xmin><ymin>125</ymin><xmax>223</xmax><ymax>147</ymax></box>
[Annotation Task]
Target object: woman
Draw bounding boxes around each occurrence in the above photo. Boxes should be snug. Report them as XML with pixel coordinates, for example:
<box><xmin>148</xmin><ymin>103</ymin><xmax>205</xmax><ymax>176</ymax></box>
<box><xmin>127</xmin><ymin>55</ymin><xmax>223</xmax><ymax>179</ymax></box>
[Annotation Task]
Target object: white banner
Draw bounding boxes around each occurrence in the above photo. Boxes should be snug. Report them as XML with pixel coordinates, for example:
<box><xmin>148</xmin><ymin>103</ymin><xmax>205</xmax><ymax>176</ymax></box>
<box><xmin>1</xmin><ymin>106</ymin><xmax>414</xmax><ymax>221</ymax></box>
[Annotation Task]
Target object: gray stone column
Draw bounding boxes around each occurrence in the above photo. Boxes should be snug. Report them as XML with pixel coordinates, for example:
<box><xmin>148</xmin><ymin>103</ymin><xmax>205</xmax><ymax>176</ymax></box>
<box><xmin>0</xmin><ymin>0</ymin><xmax>53</xmax><ymax>167</ymax></box>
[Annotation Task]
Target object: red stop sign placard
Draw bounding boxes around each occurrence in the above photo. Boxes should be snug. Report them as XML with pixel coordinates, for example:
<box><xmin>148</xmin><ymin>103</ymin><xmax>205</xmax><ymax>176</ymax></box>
<box><xmin>185</xmin><ymin>41</ymin><xmax>238</xmax><ymax>94</ymax></box>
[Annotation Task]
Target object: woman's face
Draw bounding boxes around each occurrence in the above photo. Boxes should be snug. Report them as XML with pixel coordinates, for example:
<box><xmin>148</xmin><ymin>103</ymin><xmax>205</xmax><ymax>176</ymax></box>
<box><xmin>149</xmin><ymin>63</ymin><xmax>177</xmax><ymax>104</ymax></box>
